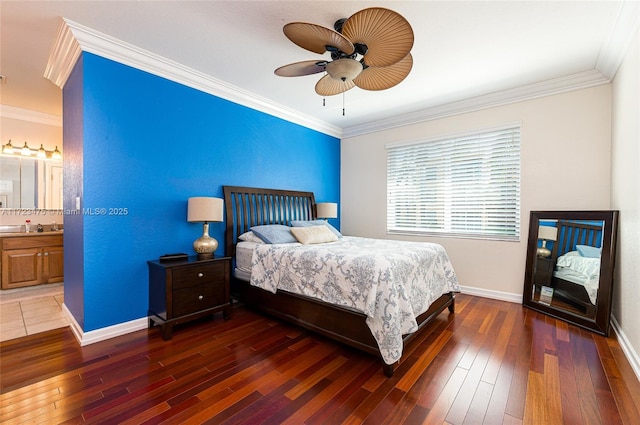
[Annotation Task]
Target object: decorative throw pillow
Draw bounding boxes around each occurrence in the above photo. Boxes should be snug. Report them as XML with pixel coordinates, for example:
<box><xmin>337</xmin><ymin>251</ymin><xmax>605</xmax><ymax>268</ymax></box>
<box><xmin>250</xmin><ymin>224</ymin><xmax>298</xmax><ymax>244</ymax></box>
<box><xmin>238</xmin><ymin>231</ymin><xmax>264</xmax><ymax>243</ymax></box>
<box><xmin>290</xmin><ymin>225</ymin><xmax>338</xmax><ymax>244</ymax></box>
<box><xmin>290</xmin><ymin>219</ymin><xmax>342</xmax><ymax>238</ymax></box>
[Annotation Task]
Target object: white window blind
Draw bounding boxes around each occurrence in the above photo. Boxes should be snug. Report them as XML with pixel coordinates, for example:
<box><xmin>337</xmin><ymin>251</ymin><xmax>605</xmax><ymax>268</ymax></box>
<box><xmin>386</xmin><ymin>124</ymin><xmax>521</xmax><ymax>240</ymax></box>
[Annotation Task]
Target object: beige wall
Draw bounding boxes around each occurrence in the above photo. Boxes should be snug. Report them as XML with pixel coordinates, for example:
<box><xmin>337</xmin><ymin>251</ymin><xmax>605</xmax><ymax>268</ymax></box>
<box><xmin>341</xmin><ymin>85</ymin><xmax>612</xmax><ymax>297</ymax></box>
<box><xmin>611</xmin><ymin>27</ymin><xmax>639</xmax><ymax>373</ymax></box>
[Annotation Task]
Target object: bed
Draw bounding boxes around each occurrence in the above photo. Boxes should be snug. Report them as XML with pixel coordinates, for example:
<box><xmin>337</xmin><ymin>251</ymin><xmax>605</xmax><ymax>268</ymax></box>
<box><xmin>223</xmin><ymin>186</ymin><xmax>460</xmax><ymax>376</ymax></box>
<box><xmin>548</xmin><ymin>219</ymin><xmax>603</xmax><ymax>317</ymax></box>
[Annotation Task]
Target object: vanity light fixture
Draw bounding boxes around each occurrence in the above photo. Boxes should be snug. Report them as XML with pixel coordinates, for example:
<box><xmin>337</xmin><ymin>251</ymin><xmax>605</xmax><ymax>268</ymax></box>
<box><xmin>1</xmin><ymin>140</ymin><xmax>62</xmax><ymax>160</ymax></box>
<box><xmin>537</xmin><ymin>225</ymin><xmax>558</xmax><ymax>257</ymax></box>
<box><xmin>2</xmin><ymin>139</ymin><xmax>14</xmax><ymax>154</ymax></box>
<box><xmin>187</xmin><ymin>197</ymin><xmax>224</xmax><ymax>259</ymax></box>
<box><xmin>316</xmin><ymin>202</ymin><xmax>338</xmax><ymax>220</ymax></box>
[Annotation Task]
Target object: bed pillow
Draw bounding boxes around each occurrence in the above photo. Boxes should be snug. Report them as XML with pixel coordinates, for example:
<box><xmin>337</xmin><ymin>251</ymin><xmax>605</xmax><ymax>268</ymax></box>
<box><xmin>577</xmin><ymin>245</ymin><xmax>601</xmax><ymax>258</ymax></box>
<box><xmin>290</xmin><ymin>219</ymin><xmax>342</xmax><ymax>238</ymax></box>
<box><xmin>250</xmin><ymin>225</ymin><xmax>298</xmax><ymax>244</ymax></box>
<box><xmin>237</xmin><ymin>231</ymin><xmax>264</xmax><ymax>244</ymax></box>
<box><xmin>290</xmin><ymin>225</ymin><xmax>338</xmax><ymax>244</ymax></box>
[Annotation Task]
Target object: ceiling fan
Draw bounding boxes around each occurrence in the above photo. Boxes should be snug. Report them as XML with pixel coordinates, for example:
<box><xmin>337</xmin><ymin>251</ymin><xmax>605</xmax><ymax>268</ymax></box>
<box><xmin>274</xmin><ymin>7</ymin><xmax>414</xmax><ymax>97</ymax></box>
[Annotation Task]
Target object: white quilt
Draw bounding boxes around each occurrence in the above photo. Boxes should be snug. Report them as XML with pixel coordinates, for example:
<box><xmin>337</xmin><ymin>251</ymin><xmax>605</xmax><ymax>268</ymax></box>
<box><xmin>249</xmin><ymin>236</ymin><xmax>460</xmax><ymax>364</ymax></box>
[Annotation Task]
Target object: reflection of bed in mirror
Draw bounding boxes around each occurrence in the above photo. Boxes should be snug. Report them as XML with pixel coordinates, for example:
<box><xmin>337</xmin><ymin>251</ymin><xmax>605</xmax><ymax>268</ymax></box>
<box><xmin>547</xmin><ymin>220</ymin><xmax>602</xmax><ymax>317</ymax></box>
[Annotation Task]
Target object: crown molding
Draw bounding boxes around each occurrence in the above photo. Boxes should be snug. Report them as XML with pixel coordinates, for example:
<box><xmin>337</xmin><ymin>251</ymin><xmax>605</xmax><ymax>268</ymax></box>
<box><xmin>44</xmin><ymin>19</ymin><xmax>82</xmax><ymax>89</ymax></box>
<box><xmin>0</xmin><ymin>104</ymin><xmax>62</xmax><ymax>127</ymax></box>
<box><xmin>342</xmin><ymin>70</ymin><xmax>611</xmax><ymax>138</ymax></box>
<box><xmin>595</xmin><ymin>0</ymin><xmax>640</xmax><ymax>79</ymax></box>
<box><xmin>45</xmin><ymin>19</ymin><xmax>342</xmax><ymax>138</ymax></box>
<box><xmin>45</xmin><ymin>0</ymin><xmax>637</xmax><ymax>142</ymax></box>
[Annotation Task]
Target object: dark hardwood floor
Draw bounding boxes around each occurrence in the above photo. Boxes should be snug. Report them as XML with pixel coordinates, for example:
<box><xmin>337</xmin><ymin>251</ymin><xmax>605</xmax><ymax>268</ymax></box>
<box><xmin>1</xmin><ymin>294</ymin><xmax>639</xmax><ymax>424</ymax></box>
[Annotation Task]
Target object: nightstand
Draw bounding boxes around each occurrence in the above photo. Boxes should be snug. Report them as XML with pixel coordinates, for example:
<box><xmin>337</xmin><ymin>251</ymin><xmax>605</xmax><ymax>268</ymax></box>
<box><xmin>147</xmin><ymin>256</ymin><xmax>231</xmax><ymax>340</ymax></box>
<box><xmin>534</xmin><ymin>256</ymin><xmax>555</xmax><ymax>286</ymax></box>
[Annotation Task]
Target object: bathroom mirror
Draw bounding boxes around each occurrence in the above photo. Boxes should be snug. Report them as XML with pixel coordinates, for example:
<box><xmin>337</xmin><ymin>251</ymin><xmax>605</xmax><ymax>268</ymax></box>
<box><xmin>523</xmin><ymin>210</ymin><xmax>618</xmax><ymax>336</ymax></box>
<box><xmin>0</xmin><ymin>156</ymin><xmax>63</xmax><ymax>209</ymax></box>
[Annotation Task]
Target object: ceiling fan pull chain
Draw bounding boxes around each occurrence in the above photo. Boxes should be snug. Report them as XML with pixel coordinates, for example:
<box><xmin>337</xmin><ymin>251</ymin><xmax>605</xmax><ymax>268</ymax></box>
<box><xmin>323</xmin><ymin>98</ymin><xmax>325</xmax><ymax>107</ymax></box>
<box><xmin>342</xmin><ymin>92</ymin><xmax>345</xmax><ymax>116</ymax></box>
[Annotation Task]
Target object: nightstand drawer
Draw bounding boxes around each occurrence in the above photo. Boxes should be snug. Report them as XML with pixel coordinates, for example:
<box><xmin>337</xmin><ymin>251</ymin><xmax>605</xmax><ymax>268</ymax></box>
<box><xmin>172</xmin><ymin>262</ymin><xmax>225</xmax><ymax>289</ymax></box>
<box><xmin>173</xmin><ymin>283</ymin><xmax>225</xmax><ymax>317</ymax></box>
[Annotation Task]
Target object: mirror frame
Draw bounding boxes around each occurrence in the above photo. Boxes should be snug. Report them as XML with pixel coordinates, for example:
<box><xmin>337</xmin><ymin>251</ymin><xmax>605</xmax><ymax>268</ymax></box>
<box><xmin>523</xmin><ymin>210</ymin><xmax>618</xmax><ymax>336</ymax></box>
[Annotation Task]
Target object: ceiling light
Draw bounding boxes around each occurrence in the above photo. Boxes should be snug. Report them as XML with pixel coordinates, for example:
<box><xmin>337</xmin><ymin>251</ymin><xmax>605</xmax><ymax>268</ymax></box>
<box><xmin>326</xmin><ymin>59</ymin><xmax>363</xmax><ymax>82</ymax></box>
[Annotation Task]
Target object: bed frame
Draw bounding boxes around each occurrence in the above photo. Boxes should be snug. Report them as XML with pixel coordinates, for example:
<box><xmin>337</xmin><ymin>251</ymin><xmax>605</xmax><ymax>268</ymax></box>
<box><xmin>223</xmin><ymin>185</ymin><xmax>456</xmax><ymax>376</ymax></box>
<box><xmin>549</xmin><ymin>219</ymin><xmax>602</xmax><ymax>317</ymax></box>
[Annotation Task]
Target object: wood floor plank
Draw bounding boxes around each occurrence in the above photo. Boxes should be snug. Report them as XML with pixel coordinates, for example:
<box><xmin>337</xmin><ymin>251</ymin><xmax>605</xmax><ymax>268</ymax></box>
<box><xmin>543</xmin><ymin>352</ymin><xmax>563</xmax><ymax>425</ymax></box>
<box><xmin>1</xmin><ymin>294</ymin><xmax>639</xmax><ymax>425</ymax></box>
<box><xmin>482</xmin><ymin>343</ymin><xmax>517</xmax><ymax>425</ymax></box>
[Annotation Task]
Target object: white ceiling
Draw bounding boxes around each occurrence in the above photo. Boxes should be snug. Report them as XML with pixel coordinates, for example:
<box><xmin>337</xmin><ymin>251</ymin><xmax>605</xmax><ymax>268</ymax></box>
<box><xmin>1</xmin><ymin>1</ymin><xmax>638</xmax><ymax>137</ymax></box>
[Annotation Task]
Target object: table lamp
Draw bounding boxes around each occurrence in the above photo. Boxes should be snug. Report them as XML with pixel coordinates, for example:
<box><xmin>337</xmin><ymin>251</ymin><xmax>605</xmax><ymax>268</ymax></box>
<box><xmin>187</xmin><ymin>197</ymin><xmax>223</xmax><ymax>259</ymax></box>
<box><xmin>537</xmin><ymin>225</ymin><xmax>558</xmax><ymax>258</ymax></box>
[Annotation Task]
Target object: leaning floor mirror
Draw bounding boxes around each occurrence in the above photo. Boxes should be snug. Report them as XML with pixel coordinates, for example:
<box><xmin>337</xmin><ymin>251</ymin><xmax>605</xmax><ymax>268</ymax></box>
<box><xmin>523</xmin><ymin>210</ymin><xmax>619</xmax><ymax>336</ymax></box>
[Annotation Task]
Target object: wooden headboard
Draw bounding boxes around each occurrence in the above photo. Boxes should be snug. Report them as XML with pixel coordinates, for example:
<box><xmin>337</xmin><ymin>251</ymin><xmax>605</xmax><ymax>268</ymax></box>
<box><xmin>223</xmin><ymin>186</ymin><xmax>316</xmax><ymax>257</ymax></box>
<box><xmin>551</xmin><ymin>219</ymin><xmax>603</xmax><ymax>259</ymax></box>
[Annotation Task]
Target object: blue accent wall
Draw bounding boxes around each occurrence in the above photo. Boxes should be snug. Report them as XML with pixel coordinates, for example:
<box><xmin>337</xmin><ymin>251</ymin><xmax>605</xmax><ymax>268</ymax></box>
<box><xmin>64</xmin><ymin>52</ymin><xmax>340</xmax><ymax>332</ymax></box>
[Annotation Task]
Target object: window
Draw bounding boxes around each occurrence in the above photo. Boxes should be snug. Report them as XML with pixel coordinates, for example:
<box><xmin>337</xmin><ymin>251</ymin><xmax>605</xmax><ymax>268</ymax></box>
<box><xmin>386</xmin><ymin>124</ymin><xmax>521</xmax><ymax>240</ymax></box>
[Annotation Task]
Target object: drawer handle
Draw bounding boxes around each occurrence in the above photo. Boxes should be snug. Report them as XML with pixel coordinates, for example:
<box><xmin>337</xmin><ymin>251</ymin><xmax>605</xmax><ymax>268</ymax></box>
<box><xmin>44</xmin><ymin>252</ymin><xmax>49</xmax><ymax>256</ymax></box>
<box><xmin>198</xmin><ymin>273</ymin><xmax>204</xmax><ymax>278</ymax></box>
<box><xmin>198</xmin><ymin>295</ymin><xmax>204</xmax><ymax>300</ymax></box>
<box><xmin>37</xmin><ymin>253</ymin><xmax>42</xmax><ymax>257</ymax></box>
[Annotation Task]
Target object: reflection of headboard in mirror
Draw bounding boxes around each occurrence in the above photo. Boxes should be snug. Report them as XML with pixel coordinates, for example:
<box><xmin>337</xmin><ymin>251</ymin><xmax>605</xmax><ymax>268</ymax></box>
<box><xmin>550</xmin><ymin>220</ymin><xmax>602</xmax><ymax>259</ymax></box>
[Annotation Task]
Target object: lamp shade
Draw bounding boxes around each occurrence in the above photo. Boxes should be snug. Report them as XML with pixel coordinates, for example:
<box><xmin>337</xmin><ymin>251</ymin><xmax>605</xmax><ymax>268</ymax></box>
<box><xmin>316</xmin><ymin>202</ymin><xmax>338</xmax><ymax>219</ymax></box>
<box><xmin>538</xmin><ymin>225</ymin><xmax>558</xmax><ymax>241</ymax></box>
<box><xmin>187</xmin><ymin>197</ymin><xmax>223</xmax><ymax>222</ymax></box>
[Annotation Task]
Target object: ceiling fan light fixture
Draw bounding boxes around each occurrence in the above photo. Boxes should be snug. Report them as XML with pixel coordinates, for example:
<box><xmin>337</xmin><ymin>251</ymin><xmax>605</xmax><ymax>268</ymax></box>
<box><xmin>326</xmin><ymin>58</ymin><xmax>363</xmax><ymax>82</ymax></box>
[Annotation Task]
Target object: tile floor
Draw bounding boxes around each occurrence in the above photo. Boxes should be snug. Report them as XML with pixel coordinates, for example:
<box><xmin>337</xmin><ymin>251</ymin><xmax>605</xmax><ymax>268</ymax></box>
<box><xmin>0</xmin><ymin>283</ymin><xmax>67</xmax><ymax>342</ymax></box>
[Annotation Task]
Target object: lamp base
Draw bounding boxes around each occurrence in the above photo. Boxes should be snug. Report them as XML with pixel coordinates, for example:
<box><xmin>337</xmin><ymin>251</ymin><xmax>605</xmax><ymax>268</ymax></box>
<box><xmin>193</xmin><ymin>222</ymin><xmax>218</xmax><ymax>258</ymax></box>
<box><xmin>536</xmin><ymin>247</ymin><xmax>551</xmax><ymax>257</ymax></box>
<box><xmin>196</xmin><ymin>253</ymin><xmax>215</xmax><ymax>260</ymax></box>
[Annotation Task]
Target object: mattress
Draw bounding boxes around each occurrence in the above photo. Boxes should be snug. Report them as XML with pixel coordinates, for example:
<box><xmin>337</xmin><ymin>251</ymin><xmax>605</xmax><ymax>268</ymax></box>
<box><xmin>234</xmin><ymin>241</ymin><xmax>259</xmax><ymax>282</ymax></box>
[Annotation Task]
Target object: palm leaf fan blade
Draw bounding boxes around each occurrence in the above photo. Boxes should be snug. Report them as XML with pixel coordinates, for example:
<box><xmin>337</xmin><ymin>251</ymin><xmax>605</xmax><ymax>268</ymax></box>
<box><xmin>341</xmin><ymin>7</ymin><xmax>414</xmax><ymax>68</ymax></box>
<box><xmin>354</xmin><ymin>53</ymin><xmax>413</xmax><ymax>91</ymax></box>
<box><xmin>275</xmin><ymin>60</ymin><xmax>327</xmax><ymax>77</ymax></box>
<box><xmin>315</xmin><ymin>74</ymin><xmax>356</xmax><ymax>96</ymax></box>
<box><xmin>283</xmin><ymin>22</ymin><xmax>354</xmax><ymax>55</ymax></box>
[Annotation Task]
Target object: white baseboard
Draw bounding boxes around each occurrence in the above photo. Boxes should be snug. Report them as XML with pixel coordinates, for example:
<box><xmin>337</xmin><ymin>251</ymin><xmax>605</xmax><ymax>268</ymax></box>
<box><xmin>459</xmin><ymin>285</ymin><xmax>522</xmax><ymax>304</ymax></box>
<box><xmin>611</xmin><ymin>315</ymin><xmax>640</xmax><ymax>383</ymax></box>
<box><xmin>62</xmin><ymin>303</ymin><xmax>148</xmax><ymax>346</ymax></box>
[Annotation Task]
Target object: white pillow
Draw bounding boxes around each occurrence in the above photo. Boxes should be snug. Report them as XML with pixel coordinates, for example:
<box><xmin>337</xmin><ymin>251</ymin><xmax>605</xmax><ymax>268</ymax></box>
<box><xmin>238</xmin><ymin>231</ymin><xmax>265</xmax><ymax>244</ymax></box>
<box><xmin>290</xmin><ymin>225</ymin><xmax>338</xmax><ymax>244</ymax></box>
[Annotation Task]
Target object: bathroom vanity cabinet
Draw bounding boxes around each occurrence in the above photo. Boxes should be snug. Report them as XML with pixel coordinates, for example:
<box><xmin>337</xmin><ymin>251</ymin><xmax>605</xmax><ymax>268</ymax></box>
<box><xmin>0</xmin><ymin>233</ymin><xmax>64</xmax><ymax>289</ymax></box>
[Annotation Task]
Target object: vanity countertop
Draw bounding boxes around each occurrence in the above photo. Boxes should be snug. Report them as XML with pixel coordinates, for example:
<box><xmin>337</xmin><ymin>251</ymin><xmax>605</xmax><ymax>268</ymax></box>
<box><xmin>0</xmin><ymin>231</ymin><xmax>64</xmax><ymax>238</ymax></box>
